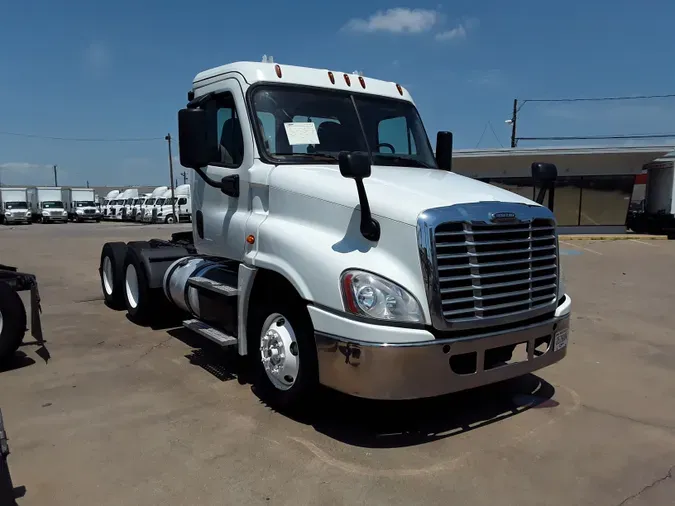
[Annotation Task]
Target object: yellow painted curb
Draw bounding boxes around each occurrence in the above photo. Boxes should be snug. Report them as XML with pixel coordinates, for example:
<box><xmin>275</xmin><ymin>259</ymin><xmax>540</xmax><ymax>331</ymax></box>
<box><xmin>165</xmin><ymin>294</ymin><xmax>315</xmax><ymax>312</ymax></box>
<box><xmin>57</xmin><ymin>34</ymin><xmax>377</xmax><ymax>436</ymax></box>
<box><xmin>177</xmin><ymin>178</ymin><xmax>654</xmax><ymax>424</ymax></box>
<box><xmin>558</xmin><ymin>235</ymin><xmax>668</xmax><ymax>241</ymax></box>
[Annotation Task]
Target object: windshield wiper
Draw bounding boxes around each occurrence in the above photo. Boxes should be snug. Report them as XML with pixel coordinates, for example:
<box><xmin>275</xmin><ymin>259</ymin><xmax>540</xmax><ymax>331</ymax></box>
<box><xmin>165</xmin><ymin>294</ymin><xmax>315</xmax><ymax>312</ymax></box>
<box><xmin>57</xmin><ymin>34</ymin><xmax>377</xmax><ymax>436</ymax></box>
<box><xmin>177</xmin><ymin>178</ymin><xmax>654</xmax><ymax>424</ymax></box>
<box><xmin>373</xmin><ymin>155</ymin><xmax>436</xmax><ymax>169</ymax></box>
<box><xmin>277</xmin><ymin>153</ymin><xmax>339</xmax><ymax>162</ymax></box>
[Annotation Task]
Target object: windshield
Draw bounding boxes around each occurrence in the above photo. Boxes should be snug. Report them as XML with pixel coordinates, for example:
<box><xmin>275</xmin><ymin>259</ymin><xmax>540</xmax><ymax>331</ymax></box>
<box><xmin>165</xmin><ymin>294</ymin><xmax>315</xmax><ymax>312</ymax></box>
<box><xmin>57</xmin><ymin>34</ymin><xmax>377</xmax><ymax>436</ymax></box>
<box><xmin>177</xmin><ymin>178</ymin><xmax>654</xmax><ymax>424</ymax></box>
<box><xmin>145</xmin><ymin>198</ymin><xmax>156</xmax><ymax>205</ymax></box>
<box><xmin>42</xmin><ymin>201</ymin><xmax>64</xmax><ymax>209</ymax></box>
<box><xmin>76</xmin><ymin>201</ymin><xmax>95</xmax><ymax>207</ymax></box>
<box><xmin>156</xmin><ymin>198</ymin><xmax>165</xmax><ymax>205</ymax></box>
<box><xmin>5</xmin><ymin>202</ymin><xmax>28</xmax><ymax>210</ymax></box>
<box><xmin>250</xmin><ymin>85</ymin><xmax>437</xmax><ymax>169</ymax></box>
<box><xmin>125</xmin><ymin>198</ymin><xmax>134</xmax><ymax>205</ymax></box>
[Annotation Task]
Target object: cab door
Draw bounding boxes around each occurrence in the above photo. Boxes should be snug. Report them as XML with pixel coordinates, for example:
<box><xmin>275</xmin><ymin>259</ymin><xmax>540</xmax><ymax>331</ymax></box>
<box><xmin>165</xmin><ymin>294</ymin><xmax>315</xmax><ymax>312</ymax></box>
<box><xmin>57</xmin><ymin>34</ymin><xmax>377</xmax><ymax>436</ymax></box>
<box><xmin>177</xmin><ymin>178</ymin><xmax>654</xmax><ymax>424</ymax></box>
<box><xmin>191</xmin><ymin>77</ymin><xmax>253</xmax><ymax>261</ymax></box>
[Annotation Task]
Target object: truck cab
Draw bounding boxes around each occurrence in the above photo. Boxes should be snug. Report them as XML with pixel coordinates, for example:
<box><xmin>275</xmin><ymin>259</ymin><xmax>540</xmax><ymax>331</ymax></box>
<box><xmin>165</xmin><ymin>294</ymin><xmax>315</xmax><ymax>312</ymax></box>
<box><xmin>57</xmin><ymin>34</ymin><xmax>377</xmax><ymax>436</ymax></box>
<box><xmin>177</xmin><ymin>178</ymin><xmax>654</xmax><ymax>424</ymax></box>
<box><xmin>64</xmin><ymin>188</ymin><xmax>101</xmax><ymax>222</ymax></box>
<box><xmin>99</xmin><ymin>61</ymin><xmax>571</xmax><ymax>408</ymax></box>
<box><xmin>1</xmin><ymin>188</ymin><xmax>32</xmax><ymax>225</ymax></box>
<box><xmin>30</xmin><ymin>187</ymin><xmax>67</xmax><ymax>224</ymax></box>
<box><xmin>102</xmin><ymin>190</ymin><xmax>120</xmax><ymax>219</ymax></box>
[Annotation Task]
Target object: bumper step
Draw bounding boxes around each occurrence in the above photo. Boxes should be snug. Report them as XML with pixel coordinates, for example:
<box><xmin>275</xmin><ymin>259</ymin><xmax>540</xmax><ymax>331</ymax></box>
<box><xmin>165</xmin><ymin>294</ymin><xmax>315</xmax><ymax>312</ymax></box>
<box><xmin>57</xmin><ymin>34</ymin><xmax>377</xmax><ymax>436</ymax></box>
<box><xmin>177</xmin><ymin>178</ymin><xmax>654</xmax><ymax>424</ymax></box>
<box><xmin>187</xmin><ymin>276</ymin><xmax>238</xmax><ymax>297</ymax></box>
<box><xmin>182</xmin><ymin>319</ymin><xmax>237</xmax><ymax>347</ymax></box>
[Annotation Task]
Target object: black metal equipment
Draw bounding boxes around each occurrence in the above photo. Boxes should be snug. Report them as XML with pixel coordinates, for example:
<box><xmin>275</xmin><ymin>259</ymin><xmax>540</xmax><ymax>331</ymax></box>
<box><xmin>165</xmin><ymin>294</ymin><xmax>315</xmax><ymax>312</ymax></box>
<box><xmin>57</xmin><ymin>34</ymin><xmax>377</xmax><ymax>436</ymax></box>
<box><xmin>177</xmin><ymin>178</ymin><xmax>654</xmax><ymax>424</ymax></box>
<box><xmin>531</xmin><ymin>162</ymin><xmax>558</xmax><ymax>212</ymax></box>
<box><xmin>0</xmin><ymin>264</ymin><xmax>43</xmax><ymax>363</ymax></box>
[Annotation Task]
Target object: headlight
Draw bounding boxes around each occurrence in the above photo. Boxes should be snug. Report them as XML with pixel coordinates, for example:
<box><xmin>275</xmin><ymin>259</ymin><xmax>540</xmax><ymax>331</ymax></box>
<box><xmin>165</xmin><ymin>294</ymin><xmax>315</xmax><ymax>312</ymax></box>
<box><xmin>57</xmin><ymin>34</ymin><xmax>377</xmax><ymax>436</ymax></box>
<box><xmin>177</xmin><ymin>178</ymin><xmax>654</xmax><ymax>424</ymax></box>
<box><xmin>76</xmin><ymin>210</ymin><xmax>84</xmax><ymax>214</ymax></box>
<box><xmin>25</xmin><ymin>211</ymin><xmax>31</xmax><ymax>217</ymax></box>
<box><xmin>62</xmin><ymin>211</ymin><xmax>68</xmax><ymax>216</ymax></box>
<box><xmin>43</xmin><ymin>211</ymin><xmax>50</xmax><ymax>215</ymax></box>
<box><xmin>4</xmin><ymin>211</ymin><xmax>10</xmax><ymax>216</ymax></box>
<box><xmin>340</xmin><ymin>270</ymin><xmax>423</xmax><ymax>323</ymax></box>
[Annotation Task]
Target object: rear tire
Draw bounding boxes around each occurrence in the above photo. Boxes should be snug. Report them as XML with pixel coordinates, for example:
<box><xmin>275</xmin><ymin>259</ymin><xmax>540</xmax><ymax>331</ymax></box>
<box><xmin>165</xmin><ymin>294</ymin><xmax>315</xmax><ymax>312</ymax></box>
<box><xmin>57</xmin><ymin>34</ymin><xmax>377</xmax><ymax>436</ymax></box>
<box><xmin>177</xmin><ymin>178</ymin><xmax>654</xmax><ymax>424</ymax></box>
<box><xmin>123</xmin><ymin>246</ymin><xmax>161</xmax><ymax>324</ymax></box>
<box><xmin>0</xmin><ymin>283</ymin><xmax>27</xmax><ymax>364</ymax></box>
<box><xmin>100</xmin><ymin>242</ymin><xmax>128</xmax><ymax>309</ymax></box>
<box><xmin>248</xmin><ymin>293</ymin><xmax>318</xmax><ymax>411</ymax></box>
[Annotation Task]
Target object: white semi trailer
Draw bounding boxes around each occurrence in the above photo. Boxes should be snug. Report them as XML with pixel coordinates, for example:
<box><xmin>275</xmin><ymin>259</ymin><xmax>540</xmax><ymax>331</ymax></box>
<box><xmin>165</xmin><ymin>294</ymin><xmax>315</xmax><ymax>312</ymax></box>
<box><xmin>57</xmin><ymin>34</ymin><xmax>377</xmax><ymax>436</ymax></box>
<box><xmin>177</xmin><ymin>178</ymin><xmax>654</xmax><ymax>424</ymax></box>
<box><xmin>0</xmin><ymin>188</ymin><xmax>32</xmax><ymax>225</ymax></box>
<box><xmin>29</xmin><ymin>187</ymin><xmax>68</xmax><ymax>224</ymax></box>
<box><xmin>98</xmin><ymin>61</ymin><xmax>571</xmax><ymax>409</ymax></box>
<box><xmin>62</xmin><ymin>188</ymin><xmax>101</xmax><ymax>222</ymax></box>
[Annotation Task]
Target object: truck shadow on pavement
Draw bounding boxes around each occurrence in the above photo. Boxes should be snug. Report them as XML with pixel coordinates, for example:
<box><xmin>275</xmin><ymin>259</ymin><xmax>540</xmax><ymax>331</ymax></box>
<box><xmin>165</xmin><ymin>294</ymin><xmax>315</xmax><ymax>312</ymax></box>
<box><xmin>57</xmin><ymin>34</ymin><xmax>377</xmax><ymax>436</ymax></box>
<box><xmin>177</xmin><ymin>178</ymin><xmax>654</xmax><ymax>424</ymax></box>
<box><xmin>164</xmin><ymin>326</ymin><xmax>557</xmax><ymax>449</ymax></box>
<box><xmin>289</xmin><ymin>374</ymin><xmax>558</xmax><ymax>449</ymax></box>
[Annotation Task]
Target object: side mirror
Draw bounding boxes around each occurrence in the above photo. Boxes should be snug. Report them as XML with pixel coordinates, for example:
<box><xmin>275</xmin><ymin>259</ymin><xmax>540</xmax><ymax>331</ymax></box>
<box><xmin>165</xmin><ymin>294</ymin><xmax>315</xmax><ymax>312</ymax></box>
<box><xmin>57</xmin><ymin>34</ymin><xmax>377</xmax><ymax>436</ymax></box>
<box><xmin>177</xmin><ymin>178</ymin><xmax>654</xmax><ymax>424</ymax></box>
<box><xmin>178</xmin><ymin>108</ymin><xmax>212</xmax><ymax>169</ymax></box>
<box><xmin>531</xmin><ymin>162</ymin><xmax>558</xmax><ymax>211</ymax></box>
<box><xmin>338</xmin><ymin>151</ymin><xmax>371</xmax><ymax>179</ymax></box>
<box><xmin>436</xmin><ymin>131</ymin><xmax>453</xmax><ymax>171</ymax></box>
<box><xmin>338</xmin><ymin>151</ymin><xmax>380</xmax><ymax>242</ymax></box>
<box><xmin>531</xmin><ymin>162</ymin><xmax>558</xmax><ymax>184</ymax></box>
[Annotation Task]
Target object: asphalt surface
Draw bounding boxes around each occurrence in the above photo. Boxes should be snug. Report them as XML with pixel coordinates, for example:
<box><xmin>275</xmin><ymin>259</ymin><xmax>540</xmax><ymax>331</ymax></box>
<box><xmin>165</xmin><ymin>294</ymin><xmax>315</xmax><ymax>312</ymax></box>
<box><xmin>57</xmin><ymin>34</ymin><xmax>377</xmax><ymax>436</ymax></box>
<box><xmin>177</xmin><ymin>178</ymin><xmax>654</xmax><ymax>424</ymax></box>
<box><xmin>0</xmin><ymin>222</ymin><xmax>673</xmax><ymax>506</ymax></box>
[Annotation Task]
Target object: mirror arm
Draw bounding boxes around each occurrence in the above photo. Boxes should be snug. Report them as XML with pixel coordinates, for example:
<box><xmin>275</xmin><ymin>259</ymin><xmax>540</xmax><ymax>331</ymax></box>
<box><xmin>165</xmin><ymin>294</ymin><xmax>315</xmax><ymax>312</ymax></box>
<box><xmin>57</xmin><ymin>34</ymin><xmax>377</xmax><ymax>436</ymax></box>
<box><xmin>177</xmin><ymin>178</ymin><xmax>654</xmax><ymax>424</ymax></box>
<box><xmin>192</xmin><ymin>167</ymin><xmax>239</xmax><ymax>198</ymax></box>
<box><xmin>354</xmin><ymin>179</ymin><xmax>381</xmax><ymax>242</ymax></box>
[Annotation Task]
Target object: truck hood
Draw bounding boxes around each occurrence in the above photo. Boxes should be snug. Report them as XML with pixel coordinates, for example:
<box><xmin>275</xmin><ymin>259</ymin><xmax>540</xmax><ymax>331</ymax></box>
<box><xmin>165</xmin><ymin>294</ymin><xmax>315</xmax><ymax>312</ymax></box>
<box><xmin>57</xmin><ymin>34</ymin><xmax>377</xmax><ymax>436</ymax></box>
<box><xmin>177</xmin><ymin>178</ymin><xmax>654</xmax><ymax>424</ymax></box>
<box><xmin>270</xmin><ymin>164</ymin><xmax>538</xmax><ymax>225</ymax></box>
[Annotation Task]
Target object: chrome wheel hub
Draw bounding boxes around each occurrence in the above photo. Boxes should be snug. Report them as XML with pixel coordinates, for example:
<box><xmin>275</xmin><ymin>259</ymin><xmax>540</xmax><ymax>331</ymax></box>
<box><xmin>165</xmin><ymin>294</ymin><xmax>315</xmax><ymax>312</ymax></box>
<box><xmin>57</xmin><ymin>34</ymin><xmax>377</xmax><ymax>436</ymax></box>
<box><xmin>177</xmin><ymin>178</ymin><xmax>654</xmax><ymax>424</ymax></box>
<box><xmin>260</xmin><ymin>313</ymin><xmax>299</xmax><ymax>391</ymax></box>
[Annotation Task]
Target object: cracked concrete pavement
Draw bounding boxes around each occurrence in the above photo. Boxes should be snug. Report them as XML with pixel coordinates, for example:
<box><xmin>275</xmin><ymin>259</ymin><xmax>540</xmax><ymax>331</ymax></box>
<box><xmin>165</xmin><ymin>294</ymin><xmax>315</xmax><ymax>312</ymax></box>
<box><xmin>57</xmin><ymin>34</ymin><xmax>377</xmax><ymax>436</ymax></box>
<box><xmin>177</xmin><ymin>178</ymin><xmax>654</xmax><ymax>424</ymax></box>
<box><xmin>0</xmin><ymin>223</ymin><xmax>674</xmax><ymax>505</ymax></box>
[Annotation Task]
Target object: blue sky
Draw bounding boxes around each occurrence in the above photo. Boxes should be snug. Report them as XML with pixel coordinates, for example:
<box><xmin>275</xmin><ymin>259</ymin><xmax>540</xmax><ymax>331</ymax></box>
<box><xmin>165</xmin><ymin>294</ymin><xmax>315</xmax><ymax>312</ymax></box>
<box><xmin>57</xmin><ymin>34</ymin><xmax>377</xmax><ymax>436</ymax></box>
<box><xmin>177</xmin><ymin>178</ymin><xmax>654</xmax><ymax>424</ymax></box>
<box><xmin>1</xmin><ymin>0</ymin><xmax>675</xmax><ymax>186</ymax></box>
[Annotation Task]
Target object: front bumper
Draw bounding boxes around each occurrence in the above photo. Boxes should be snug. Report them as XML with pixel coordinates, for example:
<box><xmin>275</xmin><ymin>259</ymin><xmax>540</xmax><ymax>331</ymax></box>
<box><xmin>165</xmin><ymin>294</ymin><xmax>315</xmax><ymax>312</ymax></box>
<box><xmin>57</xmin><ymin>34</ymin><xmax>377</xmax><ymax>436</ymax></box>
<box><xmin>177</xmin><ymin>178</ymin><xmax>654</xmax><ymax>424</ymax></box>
<box><xmin>310</xmin><ymin>296</ymin><xmax>571</xmax><ymax>400</ymax></box>
<box><xmin>4</xmin><ymin>216</ymin><xmax>30</xmax><ymax>224</ymax></box>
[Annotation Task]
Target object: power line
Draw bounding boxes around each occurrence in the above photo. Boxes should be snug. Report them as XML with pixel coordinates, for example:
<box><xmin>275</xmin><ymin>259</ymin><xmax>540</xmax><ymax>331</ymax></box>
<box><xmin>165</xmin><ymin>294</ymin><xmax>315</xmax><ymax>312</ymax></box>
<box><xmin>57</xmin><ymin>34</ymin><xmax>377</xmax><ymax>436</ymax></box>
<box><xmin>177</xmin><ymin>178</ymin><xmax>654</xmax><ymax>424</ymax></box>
<box><xmin>474</xmin><ymin>123</ymin><xmax>488</xmax><ymax>148</ymax></box>
<box><xmin>522</xmin><ymin>93</ymin><xmax>675</xmax><ymax>105</ymax></box>
<box><xmin>487</xmin><ymin>121</ymin><xmax>504</xmax><ymax>148</ymax></box>
<box><xmin>0</xmin><ymin>130</ymin><xmax>165</xmax><ymax>142</ymax></box>
<box><xmin>517</xmin><ymin>133</ymin><xmax>675</xmax><ymax>141</ymax></box>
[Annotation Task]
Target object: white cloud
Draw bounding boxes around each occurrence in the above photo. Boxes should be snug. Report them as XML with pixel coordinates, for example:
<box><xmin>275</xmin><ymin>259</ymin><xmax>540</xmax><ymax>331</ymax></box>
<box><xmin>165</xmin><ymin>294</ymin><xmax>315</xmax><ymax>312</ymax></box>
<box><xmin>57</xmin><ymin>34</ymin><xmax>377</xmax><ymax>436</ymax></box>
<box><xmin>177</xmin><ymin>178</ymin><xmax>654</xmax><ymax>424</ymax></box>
<box><xmin>344</xmin><ymin>8</ymin><xmax>439</xmax><ymax>34</ymax></box>
<box><xmin>435</xmin><ymin>17</ymin><xmax>479</xmax><ymax>41</ymax></box>
<box><xmin>0</xmin><ymin>162</ymin><xmax>60</xmax><ymax>186</ymax></box>
<box><xmin>83</xmin><ymin>42</ymin><xmax>110</xmax><ymax>74</ymax></box>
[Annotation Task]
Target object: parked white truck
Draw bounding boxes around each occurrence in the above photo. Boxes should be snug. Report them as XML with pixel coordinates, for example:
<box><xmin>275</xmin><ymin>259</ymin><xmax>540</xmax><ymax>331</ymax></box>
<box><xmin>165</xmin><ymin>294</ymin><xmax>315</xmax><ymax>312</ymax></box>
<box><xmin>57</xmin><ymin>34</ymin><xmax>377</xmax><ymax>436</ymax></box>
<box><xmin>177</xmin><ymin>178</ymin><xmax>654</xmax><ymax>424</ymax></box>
<box><xmin>114</xmin><ymin>188</ymin><xmax>139</xmax><ymax>221</ymax></box>
<box><xmin>62</xmin><ymin>188</ymin><xmax>101</xmax><ymax>222</ymax></box>
<box><xmin>102</xmin><ymin>190</ymin><xmax>120</xmax><ymax>219</ymax></box>
<box><xmin>138</xmin><ymin>186</ymin><xmax>168</xmax><ymax>222</ymax></box>
<box><xmin>154</xmin><ymin>184</ymin><xmax>191</xmax><ymax>223</ymax></box>
<box><xmin>626</xmin><ymin>158</ymin><xmax>675</xmax><ymax>238</ymax></box>
<box><xmin>98</xmin><ymin>61</ymin><xmax>571</xmax><ymax>409</ymax></box>
<box><xmin>0</xmin><ymin>188</ymin><xmax>32</xmax><ymax>225</ymax></box>
<box><xmin>29</xmin><ymin>187</ymin><xmax>68</xmax><ymax>224</ymax></box>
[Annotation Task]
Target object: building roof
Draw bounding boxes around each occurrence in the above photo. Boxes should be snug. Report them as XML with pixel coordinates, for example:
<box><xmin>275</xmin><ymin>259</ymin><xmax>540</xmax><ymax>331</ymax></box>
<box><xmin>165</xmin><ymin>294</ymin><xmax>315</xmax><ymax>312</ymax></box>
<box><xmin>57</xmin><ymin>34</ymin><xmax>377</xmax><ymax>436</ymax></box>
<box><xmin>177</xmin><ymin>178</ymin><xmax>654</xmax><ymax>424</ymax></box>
<box><xmin>453</xmin><ymin>146</ymin><xmax>674</xmax><ymax>178</ymax></box>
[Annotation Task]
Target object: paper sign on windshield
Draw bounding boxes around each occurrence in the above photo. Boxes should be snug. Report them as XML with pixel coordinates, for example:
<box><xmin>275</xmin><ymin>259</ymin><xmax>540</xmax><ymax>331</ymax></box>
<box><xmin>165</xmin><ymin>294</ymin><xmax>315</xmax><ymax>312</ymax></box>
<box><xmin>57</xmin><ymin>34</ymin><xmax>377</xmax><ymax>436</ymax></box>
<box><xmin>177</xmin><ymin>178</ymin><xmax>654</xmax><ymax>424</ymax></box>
<box><xmin>284</xmin><ymin>122</ymin><xmax>320</xmax><ymax>146</ymax></box>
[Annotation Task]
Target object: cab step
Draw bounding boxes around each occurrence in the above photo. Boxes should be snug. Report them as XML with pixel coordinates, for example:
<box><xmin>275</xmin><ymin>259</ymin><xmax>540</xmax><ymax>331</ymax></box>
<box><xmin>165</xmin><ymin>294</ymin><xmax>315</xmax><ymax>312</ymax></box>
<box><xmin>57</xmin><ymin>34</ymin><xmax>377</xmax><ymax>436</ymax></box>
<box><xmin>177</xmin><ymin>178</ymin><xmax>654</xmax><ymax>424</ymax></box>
<box><xmin>182</xmin><ymin>319</ymin><xmax>238</xmax><ymax>347</ymax></box>
<box><xmin>187</xmin><ymin>276</ymin><xmax>239</xmax><ymax>297</ymax></box>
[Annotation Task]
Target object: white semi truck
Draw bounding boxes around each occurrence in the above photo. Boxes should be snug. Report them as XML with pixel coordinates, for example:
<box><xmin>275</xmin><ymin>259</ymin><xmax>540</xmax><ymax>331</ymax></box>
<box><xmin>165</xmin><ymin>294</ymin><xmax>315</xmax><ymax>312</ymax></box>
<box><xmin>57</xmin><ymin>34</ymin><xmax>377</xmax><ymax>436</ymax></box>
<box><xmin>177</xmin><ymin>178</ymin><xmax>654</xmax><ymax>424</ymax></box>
<box><xmin>98</xmin><ymin>61</ymin><xmax>571</xmax><ymax>408</ymax></box>
<box><xmin>114</xmin><ymin>188</ymin><xmax>139</xmax><ymax>221</ymax></box>
<box><xmin>626</xmin><ymin>159</ymin><xmax>675</xmax><ymax>238</ymax></box>
<box><xmin>62</xmin><ymin>188</ymin><xmax>101</xmax><ymax>222</ymax></box>
<box><xmin>0</xmin><ymin>188</ymin><xmax>32</xmax><ymax>225</ymax></box>
<box><xmin>102</xmin><ymin>190</ymin><xmax>120</xmax><ymax>219</ymax></box>
<box><xmin>154</xmin><ymin>184</ymin><xmax>191</xmax><ymax>223</ymax></box>
<box><xmin>137</xmin><ymin>186</ymin><xmax>168</xmax><ymax>222</ymax></box>
<box><xmin>29</xmin><ymin>187</ymin><xmax>68</xmax><ymax>224</ymax></box>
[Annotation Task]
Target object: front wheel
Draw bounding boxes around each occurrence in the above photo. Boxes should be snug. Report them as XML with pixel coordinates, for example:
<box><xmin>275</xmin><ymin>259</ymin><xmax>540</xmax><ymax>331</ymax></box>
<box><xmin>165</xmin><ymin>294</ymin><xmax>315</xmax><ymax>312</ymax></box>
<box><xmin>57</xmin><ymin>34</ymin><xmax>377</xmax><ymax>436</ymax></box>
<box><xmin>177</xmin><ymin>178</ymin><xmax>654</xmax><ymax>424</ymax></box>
<box><xmin>249</xmin><ymin>297</ymin><xmax>318</xmax><ymax>410</ymax></box>
<box><xmin>164</xmin><ymin>214</ymin><xmax>176</xmax><ymax>224</ymax></box>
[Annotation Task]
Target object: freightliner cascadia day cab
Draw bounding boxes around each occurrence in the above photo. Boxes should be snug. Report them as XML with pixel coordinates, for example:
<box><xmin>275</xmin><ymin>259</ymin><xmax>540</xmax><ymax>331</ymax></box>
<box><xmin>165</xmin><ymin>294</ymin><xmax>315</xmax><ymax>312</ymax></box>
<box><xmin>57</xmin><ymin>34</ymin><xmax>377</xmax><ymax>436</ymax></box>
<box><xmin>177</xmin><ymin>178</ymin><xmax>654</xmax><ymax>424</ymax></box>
<box><xmin>137</xmin><ymin>187</ymin><xmax>168</xmax><ymax>222</ymax></box>
<box><xmin>102</xmin><ymin>190</ymin><xmax>120</xmax><ymax>219</ymax></box>
<box><xmin>98</xmin><ymin>61</ymin><xmax>571</xmax><ymax>408</ymax></box>
<box><xmin>154</xmin><ymin>184</ymin><xmax>192</xmax><ymax>224</ymax></box>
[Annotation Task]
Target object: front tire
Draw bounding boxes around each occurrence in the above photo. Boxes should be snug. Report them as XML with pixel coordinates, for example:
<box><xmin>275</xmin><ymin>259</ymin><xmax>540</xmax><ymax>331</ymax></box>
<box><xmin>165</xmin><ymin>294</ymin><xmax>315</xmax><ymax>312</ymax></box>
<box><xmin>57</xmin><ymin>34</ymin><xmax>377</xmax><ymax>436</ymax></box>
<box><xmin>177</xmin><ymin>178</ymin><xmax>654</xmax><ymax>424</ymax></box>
<box><xmin>164</xmin><ymin>214</ymin><xmax>176</xmax><ymax>224</ymax></box>
<box><xmin>248</xmin><ymin>296</ymin><xmax>318</xmax><ymax>410</ymax></box>
<box><xmin>100</xmin><ymin>242</ymin><xmax>128</xmax><ymax>309</ymax></box>
<box><xmin>0</xmin><ymin>283</ymin><xmax>27</xmax><ymax>364</ymax></box>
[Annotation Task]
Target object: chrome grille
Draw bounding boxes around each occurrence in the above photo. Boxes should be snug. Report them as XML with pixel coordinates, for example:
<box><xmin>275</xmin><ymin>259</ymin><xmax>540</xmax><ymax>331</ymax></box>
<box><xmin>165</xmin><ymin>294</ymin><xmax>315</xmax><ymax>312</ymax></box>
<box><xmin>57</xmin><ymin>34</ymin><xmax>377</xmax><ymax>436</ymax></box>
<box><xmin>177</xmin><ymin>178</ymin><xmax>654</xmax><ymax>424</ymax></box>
<box><xmin>418</xmin><ymin>203</ymin><xmax>559</xmax><ymax>331</ymax></box>
<box><xmin>84</xmin><ymin>209</ymin><xmax>94</xmax><ymax>215</ymax></box>
<box><xmin>435</xmin><ymin>219</ymin><xmax>557</xmax><ymax>323</ymax></box>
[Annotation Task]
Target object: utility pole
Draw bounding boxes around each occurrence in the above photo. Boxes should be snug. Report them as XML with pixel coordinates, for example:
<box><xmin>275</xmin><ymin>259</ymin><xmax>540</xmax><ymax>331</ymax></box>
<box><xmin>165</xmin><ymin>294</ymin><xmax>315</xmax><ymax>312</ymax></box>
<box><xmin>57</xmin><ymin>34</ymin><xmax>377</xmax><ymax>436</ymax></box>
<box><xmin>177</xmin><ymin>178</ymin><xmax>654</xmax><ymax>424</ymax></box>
<box><xmin>165</xmin><ymin>134</ymin><xmax>176</xmax><ymax>223</ymax></box>
<box><xmin>181</xmin><ymin>171</ymin><xmax>187</xmax><ymax>184</ymax></box>
<box><xmin>510</xmin><ymin>99</ymin><xmax>518</xmax><ymax>148</ymax></box>
<box><xmin>53</xmin><ymin>165</ymin><xmax>58</xmax><ymax>186</ymax></box>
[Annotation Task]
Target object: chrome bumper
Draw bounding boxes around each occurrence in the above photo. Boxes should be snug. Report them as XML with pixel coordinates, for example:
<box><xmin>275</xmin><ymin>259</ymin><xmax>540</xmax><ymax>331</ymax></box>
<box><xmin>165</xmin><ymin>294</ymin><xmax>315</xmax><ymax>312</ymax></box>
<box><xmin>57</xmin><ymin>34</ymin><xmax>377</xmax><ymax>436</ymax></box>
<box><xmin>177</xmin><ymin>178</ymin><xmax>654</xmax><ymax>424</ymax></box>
<box><xmin>315</xmin><ymin>313</ymin><xmax>570</xmax><ymax>400</ymax></box>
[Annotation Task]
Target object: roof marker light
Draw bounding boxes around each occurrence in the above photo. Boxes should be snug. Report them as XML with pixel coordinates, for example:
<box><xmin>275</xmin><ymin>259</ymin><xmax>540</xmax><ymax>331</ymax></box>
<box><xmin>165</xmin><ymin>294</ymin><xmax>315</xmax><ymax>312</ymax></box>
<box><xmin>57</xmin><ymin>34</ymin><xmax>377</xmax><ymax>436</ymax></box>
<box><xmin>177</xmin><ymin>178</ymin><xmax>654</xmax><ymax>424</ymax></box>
<box><xmin>358</xmin><ymin>76</ymin><xmax>366</xmax><ymax>89</ymax></box>
<box><xmin>328</xmin><ymin>71</ymin><xmax>335</xmax><ymax>84</ymax></box>
<box><xmin>343</xmin><ymin>74</ymin><xmax>351</xmax><ymax>86</ymax></box>
<box><xmin>396</xmin><ymin>83</ymin><xmax>403</xmax><ymax>95</ymax></box>
<box><xmin>275</xmin><ymin>64</ymin><xmax>282</xmax><ymax>78</ymax></box>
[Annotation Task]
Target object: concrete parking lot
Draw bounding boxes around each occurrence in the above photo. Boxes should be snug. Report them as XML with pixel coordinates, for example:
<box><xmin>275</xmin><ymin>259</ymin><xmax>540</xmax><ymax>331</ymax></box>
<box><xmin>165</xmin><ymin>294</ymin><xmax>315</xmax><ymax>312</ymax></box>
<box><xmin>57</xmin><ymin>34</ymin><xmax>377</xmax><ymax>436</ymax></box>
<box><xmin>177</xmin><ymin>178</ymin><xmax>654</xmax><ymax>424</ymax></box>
<box><xmin>0</xmin><ymin>222</ymin><xmax>673</xmax><ymax>506</ymax></box>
